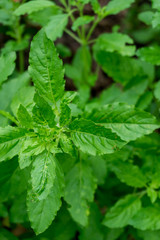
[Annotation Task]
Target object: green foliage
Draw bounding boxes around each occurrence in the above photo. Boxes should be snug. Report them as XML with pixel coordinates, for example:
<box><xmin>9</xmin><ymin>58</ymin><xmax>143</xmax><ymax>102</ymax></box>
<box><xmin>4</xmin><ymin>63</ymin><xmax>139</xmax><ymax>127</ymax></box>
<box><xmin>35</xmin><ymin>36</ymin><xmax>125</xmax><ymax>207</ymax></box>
<box><xmin>0</xmin><ymin>0</ymin><xmax>160</xmax><ymax>239</ymax></box>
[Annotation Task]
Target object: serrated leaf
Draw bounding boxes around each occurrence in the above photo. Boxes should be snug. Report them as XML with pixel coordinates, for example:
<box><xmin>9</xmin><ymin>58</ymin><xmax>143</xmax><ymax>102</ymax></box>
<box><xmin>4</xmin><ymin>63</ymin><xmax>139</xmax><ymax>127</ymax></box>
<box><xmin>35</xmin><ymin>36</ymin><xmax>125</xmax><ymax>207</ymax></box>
<box><xmin>14</xmin><ymin>0</ymin><xmax>55</xmax><ymax>16</ymax></box>
<box><xmin>94</xmin><ymin>33</ymin><xmax>135</xmax><ymax>56</ymax></box>
<box><xmin>0</xmin><ymin>52</ymin><xmax>16</xmax><ymax>86</ymax></box>
<box><xmin>137</xmin><ymin>46</ymin><xmax>160</xmax><ymax>66</ymax></box>
<box><xmin>31</xmin><ymin>151</ymin><xmax>56</xmax><ymax>200</ymax></box>
<box><xmin>27</xmin><ymin>159</ymin><xmax>64</xmax><ymax>234</ymax></box>
<box><xmin>103</xmin><ymin>194</ymin><xmax>141</xmax><ymax>228</ymax></box>
<box><xmin>69</xmin><ymin>119</ymin><xmax>126</xmax><ymax>155</ymax></box>
<box><xmin>103</xmin><ymin>0</ymin><xmax>135</xmax><ymax>16</ymax></box>
<box><xmin>129</xmin><ymin>206</ymin><xmax>160</xmax><ymax>230</ymax></box>
<box><xmin>17</xmin><ymin>104</ymin><xmax>33</xmax><ymax>129</ymax></box>
<box><xmin>109</xmin><ymin>160</ymin><xmax>147</xmax><ymax>187</ymax></box>
<box><xmin>60</xmin><ymin>100</ymin><xmax>71</xmax><ymax>126</ymax></box>
<box><xmin>72</xmin><ymin>15</ymin><xmax>94</xmax><ymax>31</ymax></box>
<box><xmin>85</xmin><ymin>103</ymin><xmax>159</xmax><ymax>141</ymax></box>
<box><xmin>19</xmin><ymin>137</ymin><xmax>45</xmax><ymax>169</ymax></box>
<box><xmin>147</xmin><ymin>188</ymin><xmax>158</xmax><ymax>203</ymax></box>
<box><xmin>45</xmin><ymin>14</ymin><xmax>68</xmax><ymax>41</ymax></box>
<box><xmin>64</xmin><ymin>163</ymin><xmax>97</xmax><ymax>226</ymax></box>
<box><xmin>94</xmin><ymin>51</ymin><xmax>150</xmax><ymax>86</ymax></box>
<box><xmin>33</xmin><ymin>93</ymin><xmax>56</xmax><ymax>127</ymax></box>
<box><xmin>29</xmin><ymin>29</ymin><xmax>65</xmax><ymax>103</ymax></box>
<box><xmin>0</xmin><ymin>126</ymin><xmax>27</xmax><ymax>162</ymax></box>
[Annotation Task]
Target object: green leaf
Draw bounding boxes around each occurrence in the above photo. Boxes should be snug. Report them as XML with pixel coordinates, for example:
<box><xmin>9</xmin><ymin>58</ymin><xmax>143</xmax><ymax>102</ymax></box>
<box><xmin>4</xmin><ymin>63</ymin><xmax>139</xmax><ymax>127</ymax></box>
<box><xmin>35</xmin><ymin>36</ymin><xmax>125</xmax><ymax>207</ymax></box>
<box><xmin>10</xmin><ymin>194</ymin><xmax>28</xmax><ymax>223</ymax></box>
<box><xmin>0</xmin><ymin>126</ymin><xmax>27</xmax><ymax>162</ymax></box>
<box><xmin>0</xmin><ymin>110</ymin><xmax>19</xmax><ymax>125</ymax></box>
<box><xmin>27</xmin><ymin>159</ymin><xmax>64</xmax><ymax>234</ymax></box>
<box><xmin>0</xmin><ymin>229</ymin><xmax>18</xmax><ymax>240</ymax></box>
<box><xmin>152</xmin><ymin>12</ymin><xmax>160</xmax><ymax>28</ymax></box>
<box><xmin>31</xmin><ymin>151</ymin><xmax>56</xmax><ymax>200</ymax></box>
<box><xmin>45</xmin><ymin>14</ymin><xmax>68</xmax><ymax>41</ymax></box>
<box><xmin>94</xmin><ymin>33</ymin><xmax>135</xmax><ymax>56</ymax></box>
<box><xmin>29</xmin><ymin>29</ymin><xmax>65</xmax><ymax>103</ymax></box>
<box><xmin>0</xmin><ymin>52</ymin><xmax>16</xmax><ymax>86</ymax></box>
<box><xmin>17</xmin><ymin>104</ymin><xmax>33</xmax><ymax>129</ymax></box>
<box><xmin>152</xmin><ymin>0</ymin><xmax>160</xmax><ymax>10</ymax></box>
<box><xmin>154</xmin><ymin>81</ymin><xmax>160</xmax><ymax>101</ymax></box>
<box><xmin>138</xmin><ymin>11</ymin><xmax>154</xmax><ymax>25</ymax></box>
<box><xmin>129</xmin><ymin>206</ymin><xmax>160</xmax><ymax>230</ymax></box>
<box><xmin>79</xmin><ymin>203</ymin><xmax>103</xmax><ymax>240</ymax></box>
<box><xmin>72</xmin><ymin>15</ymin><xmax>94</xmax><ymax>31</ymax></box>
<box><xmin>103</xmin><ymin>194</ymin><xmax>141</xmax><ymax>228</ymax></box>
<box><xmin>14</xmin><ymin>0</ymin><xmax>55</xmax><ymax>16</ymax></box>
<box><xmin>137</xmin><ymin>46</ymin><xmax>160</xmax><ymax>66</ymax></box>
<box><xmin>65</xmin><ymin>46</ymin><xmax>96</xmax><ymax>89</ymax></box>
<box><xmin>85</xmin><ymin>103</ymin><xmax>159</xmax><ymax>141</ymax></box>
<box><xmin>64</xmin><ymin>163</ymin><xmax>97</xmax><ymax>226</ymax></box>
<box><xmin>33</xmin><ymin>93</ymin><xmax>56</xmax><ymax>127</ymax></box>
<box><xmin>94</xmin><ymin>51</ymin><xmax>149</xmax><ymax>86</ymax></box>
<box><xmin>11</xmin><ymin>85</ymin><xmax>35</xmax><ymax>117</ymax></box>
<box><xmin>69</xmin><ymin>119</ymin><xmax>126</xmax><ymax>155</ymax></box>
<box><xmin>109</xmin><ymin>160</ymin><xmax>147</xmax><ymax>188</ymax></box>
<box><xmin>19</xmin><ymin>137</ymin><xmax>45</xmax><ymax>169</ymax></box>
<box><xmin>147</xmin><ymin>187</ymin><xmax>158</xmax><ymax>203</ymax></box>
<box><xmin>137</xmin><ymin>230</ymin><xmax>160</xmax><ymax>240</ymax></box>
<box><xmin>60</xmin><ymin>99</ymin><xmax>71</xmax><ymax>126</ymax></box>
<box><xmin>103</xmin><ymin>0</ymin><xmax>135</xmax><ymax>16</ymax></box>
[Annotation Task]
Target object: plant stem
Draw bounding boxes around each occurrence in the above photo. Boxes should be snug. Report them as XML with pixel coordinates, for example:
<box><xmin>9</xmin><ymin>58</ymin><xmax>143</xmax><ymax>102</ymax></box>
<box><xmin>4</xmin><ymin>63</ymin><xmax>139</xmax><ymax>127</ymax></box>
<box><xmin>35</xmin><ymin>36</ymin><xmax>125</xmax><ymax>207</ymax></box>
<box><xmin>86</xmin><ymin>17</ymin><xmax>100</xmax><ymax>41</ymax></box>
<box><xmin>65</xmin><ymin>29</ymin><xmax>82</xmax><ymax>44</ymax></box>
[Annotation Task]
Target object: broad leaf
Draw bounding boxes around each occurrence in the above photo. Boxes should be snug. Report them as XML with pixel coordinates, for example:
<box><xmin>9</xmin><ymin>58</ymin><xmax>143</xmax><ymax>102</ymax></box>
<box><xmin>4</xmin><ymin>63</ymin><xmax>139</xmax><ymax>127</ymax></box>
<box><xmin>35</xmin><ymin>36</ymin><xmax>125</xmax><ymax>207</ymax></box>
<box><xmin>85</xmin><ymin>103</ymin><xmax>159</xmax><ymax>141</ymax></box>
<box><xmin>29</xmin><ymin>29</ymin><xmax>65</xmax><ymax>103</ymax></box>
<box><xmin>45</xmin><ymin>14</ymin><xmax>68</xmax><ymax>41</ymax></box>
<box><xmin>14</xmin><ymin>0</ymin><xmax>55</xmax><ymax>16</ymax></box>
<box><xmin>152</xmin><ymin>0</ymin><xmax>160</xmax><ymax>10</ymax></box>
<box><xmin>103</xmin><ymin>194</ymin><xmax>141</xmax><ymax>228</ymax></box>
<box><xmin>64</xmin><ymin>163</ymin><xmax>97</xmax><ymax>226</ymax></box>
<box><xmin>27</xmin><ymin>159</ymin><xmax>64</xmax><ymax>234</ymax></box>
<box><xmin>69</xmin><ymin>119</ymin><xmax>126</xmax><ymax>155</ymax></box>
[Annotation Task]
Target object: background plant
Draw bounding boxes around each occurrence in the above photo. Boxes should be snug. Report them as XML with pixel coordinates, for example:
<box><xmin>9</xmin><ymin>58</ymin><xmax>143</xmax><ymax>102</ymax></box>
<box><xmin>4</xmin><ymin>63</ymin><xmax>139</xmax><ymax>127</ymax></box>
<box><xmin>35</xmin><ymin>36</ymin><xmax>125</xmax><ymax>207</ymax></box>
<box><xmin>0</xmin><ymin>0</ymin><xmax>160</xmax><ymax>240</ymax></box>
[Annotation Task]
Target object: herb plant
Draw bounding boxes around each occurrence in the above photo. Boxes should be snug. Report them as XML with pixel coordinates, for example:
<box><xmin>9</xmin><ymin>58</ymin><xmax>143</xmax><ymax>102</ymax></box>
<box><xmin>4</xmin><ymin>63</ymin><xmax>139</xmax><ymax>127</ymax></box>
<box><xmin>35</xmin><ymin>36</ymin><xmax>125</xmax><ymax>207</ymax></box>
<box><xmin>0</xmin><ymin>0</ymin><xmax>160</xmax><ymax>239</ymax></box>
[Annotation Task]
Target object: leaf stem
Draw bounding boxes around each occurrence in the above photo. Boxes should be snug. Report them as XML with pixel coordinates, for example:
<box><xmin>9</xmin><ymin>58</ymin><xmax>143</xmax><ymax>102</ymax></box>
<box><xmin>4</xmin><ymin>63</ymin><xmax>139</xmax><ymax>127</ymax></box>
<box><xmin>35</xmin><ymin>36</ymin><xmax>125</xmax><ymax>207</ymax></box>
<box><xmin>65</xmin><ymin>29</ymin><xmax>82</xmax><ymax>44</ymax></box>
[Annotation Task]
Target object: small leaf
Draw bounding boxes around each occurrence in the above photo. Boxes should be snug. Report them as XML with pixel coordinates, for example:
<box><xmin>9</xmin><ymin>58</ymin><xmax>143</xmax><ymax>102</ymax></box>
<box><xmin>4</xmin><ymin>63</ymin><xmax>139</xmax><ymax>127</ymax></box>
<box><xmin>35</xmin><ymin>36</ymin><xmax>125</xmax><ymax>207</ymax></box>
<box><xmin>137</xmin><ymin>46</ymin><xmax>160</xmax><ymax>66</ymax></box>
<box><xmin>72</xmin><ymin>15</ymin><xmax>94</xmax><ymax>31</ymax></box>
<box><xmin>94</xmin><ymin>33</ymin><xmax>135</xmax><ymax>56</ymax></box>
<box><xmin>45</xmin><ymin>14</ymin><xmax>68</xmax><ymax>41</ymax></box>
<box><xmin>103</xmin><ymin>0</ymin><xmax>135</xmax><ymax>16</ymax></box>
<box><xmin>17</xmin><ymin>104</ymin><xmax>33</xmax><ymax>129</ymax></box>
<box><xmin>0</xmin><ymin>52</ymin><xmax>16</xmax><ymax>86</ymax></box>
<box><xmin>0</xmin><ymin>126</ymin><xmax>27</xmax><ymax>162</ymax></box>
<box><xmin>154</xmin><ymin>81</ymin><xmax>160</xmax><ymax>101</ymax></box>
<box><xmin>103</xmin><ymin>194</ymin><xmax>141</xmax><ymax>228</ymax></box>
<box><xmin>14</xmin><ymin>0</ymin><xmax>55</xmax><ymax>16</ymax></box>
